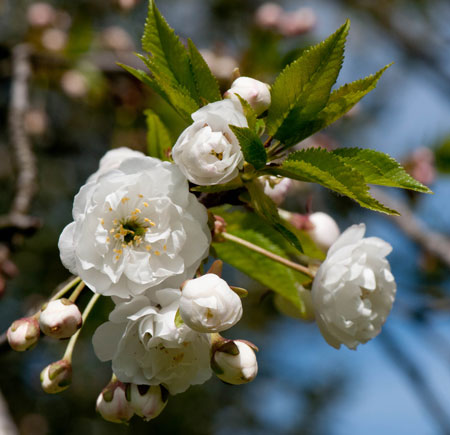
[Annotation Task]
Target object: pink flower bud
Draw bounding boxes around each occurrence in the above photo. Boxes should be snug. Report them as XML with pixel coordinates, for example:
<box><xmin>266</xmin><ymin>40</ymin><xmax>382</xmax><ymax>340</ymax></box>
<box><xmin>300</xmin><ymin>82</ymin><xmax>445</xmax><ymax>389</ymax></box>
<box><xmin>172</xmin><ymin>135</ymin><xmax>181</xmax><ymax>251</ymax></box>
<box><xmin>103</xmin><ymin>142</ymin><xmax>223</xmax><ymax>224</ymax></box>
<box><xmin>255</xmin><ymin>3</ymin><xmax>284</xmax><ymax>29</ymax></box>
<box><xmin>278</xmin><ymin>8</ymin><xmax>317</xmax><ymax>37</ymax></box>
<box><xmin>39</xmin><ymin>298</ymin><xmax>82</xmax><ymax>339</ymax></box>
<box><xmin>96</xmin><ymin>380</ymin><xmax>134</xmax><ymax>424</ymax></box>
<box><xmin>128</xmin><ymin>384</ymin><xmax>168</xmax><ymax>421</ymax></box>
<box><xmin>212</xmin><ymin>339</ymin><xmax>258</xmax><ymax>385</ymax></box>
<box><xmin>7</xmin><ymin>317</ymin><xmax>40</xmax><ymax>351</ymax></box>
<box><xmin>40</xmin><ymin>359</ymin><xmax>72</xmax><ymax>394</ymax></box>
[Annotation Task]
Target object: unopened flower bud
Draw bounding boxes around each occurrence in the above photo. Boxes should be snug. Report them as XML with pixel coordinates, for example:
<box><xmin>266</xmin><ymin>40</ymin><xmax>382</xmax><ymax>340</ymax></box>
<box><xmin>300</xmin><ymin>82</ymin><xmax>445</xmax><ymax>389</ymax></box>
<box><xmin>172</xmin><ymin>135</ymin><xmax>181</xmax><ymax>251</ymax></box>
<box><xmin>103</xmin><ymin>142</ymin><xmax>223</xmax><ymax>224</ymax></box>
<box><xmin>40</xmin><ymin>359</ymin><xmax>72</xmax><ymax>393</ymax></box>
<box><xmin>180</xmin><ymin>274</ymin><xmax>243</xmax><ymax>333</ymax></box>
<box><xmin>255</xmin><ymin>3</ymin><xmax>284</xmax><ymax>29</ymax></box>
<box><xmin>212</xmin><ymin>339</ymin><xmax>258</xmax><ymax>385</ymax></box>
<box><xmin>224</xmin><ymin>77</ymin><xmax>271</xmax><ymax>115</ymax></box>
<box><xmin>128</xmin><ymin>384</ymin><xmax>168</xmax><ymax>421</ymax></box>
<box><xmin>7</xmin><ymin>317</ymin><xmax>40</xmax><ymax>351</ymax></box>
<box><xmin>262</xmin><ymin>176</ymin><xmax>292</xmax><ymax>205</ymax></box>
<box><xmin>307</xmin><ymin>212</ymin><xmax>340</xmax><ymax>252</ymax></box>
<box><xmin>96</xmin><ymin>380</ymin><xmax>134</xmax><ymax>424</ymax></box>
<box><xmin>39</xmin><ymin>298</ymin><xmax>82</xmax><ymax>339</ymax></box>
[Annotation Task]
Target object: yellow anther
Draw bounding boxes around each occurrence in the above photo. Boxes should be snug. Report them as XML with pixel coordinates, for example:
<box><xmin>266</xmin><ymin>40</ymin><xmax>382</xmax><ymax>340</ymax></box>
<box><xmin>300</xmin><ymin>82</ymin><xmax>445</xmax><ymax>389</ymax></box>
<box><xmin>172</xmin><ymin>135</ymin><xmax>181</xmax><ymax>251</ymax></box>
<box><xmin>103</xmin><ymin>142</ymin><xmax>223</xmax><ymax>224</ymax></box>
<box><xmin>146</xmin><ymin>245</ymin><xmax>152</xmax><ymax>251</ymax></box>
<box><xmin>134</xmin><ymin>208</ymin><xmax>141</xmax><ymax>214</ymax></box>
<box><xmin>115</xmin><ymin>255</ymin><xmax>120</xmax><ymax>261</ymax></box>
<box><xmin>163</xmin><ymin>245</ymin><xmax>167</xmax><ymax>251</ymax></box>
<box><xmin>110</xmin><ymin>228</ymin><xmax>116</xmax><ymax>234</ymax></box>
<box><xmin>122</xmin><ymin>243</ymin><xmax>127</xmax><ymax>248</ymax></box>
<box><xmin>106</xmin><ymin>237</ymin><xmax>110</xmax><ymax>243</ymax></box>
<box><xmin>100</xmin><ymin>218</ymin><xmax>105</xmax><ymax>225</ymax></box>
<box><xmin>109</xmin><ymin>207</ymin><xmax>112</xmax><ymax>212</ymax></box>
<box><xmin>121</xmin><ymin>197</ymin><xmax>130</xmax><ymax>204</ymax></box>
<box><xmin>113</xmin><ymin>249</ymin><xmax>123</xmax><ymax>255</ymax></box>
<box><xmin>138</xmin><ymin>194</ymin><xmax>143</xmax><ymax>198</ymax></box>
<box><xmin>114</xmin><ymin>234</ymin><xmax>121</xmax><ymax>239</ymax></box>
<box><xmin>143</xmin><ymin>202</ymin><xmax>149</xmax><ymax>207</ymax></box>
<box><xmin>113</xmin><ymin>219</ymin><xmax>119</xmax><ymax>225</ymax></box>
<box><xmin>154</xmin><ymin>251</ymin><xmax>161</xmax><ymax>256</ymax></box>
<box><xmin>150</xmin><ymin>221</ymin><xmax>156</xmax><ymax>227</ymax></box>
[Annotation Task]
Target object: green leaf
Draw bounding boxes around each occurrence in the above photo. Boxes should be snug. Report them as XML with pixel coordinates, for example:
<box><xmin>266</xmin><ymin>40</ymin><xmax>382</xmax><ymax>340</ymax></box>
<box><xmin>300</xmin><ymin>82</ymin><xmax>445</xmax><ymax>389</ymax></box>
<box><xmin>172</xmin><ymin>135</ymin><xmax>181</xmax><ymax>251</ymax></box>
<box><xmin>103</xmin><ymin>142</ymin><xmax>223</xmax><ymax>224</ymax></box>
<box><xmin>138</xmin><ymin>54</ymin><xmax>199</xmax><ymax>122</ymax></box>
<box><xmin>145</xmin><ymin>109</ymin><xmax>172</xmax><ymax>161</ymax></box>
<box><xmin>333</xmin><ymin>148</ymin><xmax>432</xmax><ymax>193</ymax></box>
<box><xmin>142</xmin><ymin>0</ymin><xmax>197</xmax><ymax>99</ymax></box>
<box><xmin>229</xmin><ymin>126</ymin><xmax>267</xmax><ymax>170</ymax></box>
<box><xmin>273</xmin><ymin>64</ymin><xmax>391</xmax><ymax>146</ymax></box>
<box><xmin>268</xmin><ymin>148</ymin><xmax>400</xmax><ymax>215</ymax></box>
<box><xmin>212</xmin><ymin>206</ymin><xmax>310</xmax><ymax>311</ymax></box>
<box><xmin>266</xmin><ymin>20</ymin><xmax>350</xmax><ymax>146</ymax></box>
<box><xmin>235</xmin><ymin>95</ymin><xmax>258</xmax><ymax>132</ymax></box>
<box><xmin>118</xmin><ymin>63</ymin><xmax>164</xmax><ymax>95</ymax></box>
<box><xmin>319</xmin><ymin>64</ymin><xmax>391</xmax><ymax>129</ymax></box>
<box><xmin>187</xmin><ymin>39</ymin><xmax>221</xmax><ymax>104</ymax></box>
<box><xmin>245</xmin><ymin>180</ymin><xmax>304</xmax><ymax>252</ymax></box>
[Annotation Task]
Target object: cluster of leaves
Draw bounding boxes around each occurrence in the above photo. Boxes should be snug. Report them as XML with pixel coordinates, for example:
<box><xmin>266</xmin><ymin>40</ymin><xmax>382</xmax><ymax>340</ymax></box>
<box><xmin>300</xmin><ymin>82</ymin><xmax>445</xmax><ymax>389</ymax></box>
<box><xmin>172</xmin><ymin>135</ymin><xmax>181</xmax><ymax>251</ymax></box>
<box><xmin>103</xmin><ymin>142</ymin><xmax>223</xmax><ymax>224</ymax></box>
<box><xmin>123</xmin><ymin>0</ymin><xmax>431</xmax><ymax>309</ymax></box>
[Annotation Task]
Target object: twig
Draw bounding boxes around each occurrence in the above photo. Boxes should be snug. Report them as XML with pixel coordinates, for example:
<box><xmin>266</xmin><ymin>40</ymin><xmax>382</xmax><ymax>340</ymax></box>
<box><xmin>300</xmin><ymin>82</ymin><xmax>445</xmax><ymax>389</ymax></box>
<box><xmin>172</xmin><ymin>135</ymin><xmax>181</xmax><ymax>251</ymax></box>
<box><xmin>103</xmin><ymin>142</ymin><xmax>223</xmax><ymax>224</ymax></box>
<box><xmin>372</xmin><ymin>187</ymin><xmax>450</xmax><ymax>268</ymax></box>
<box><xmin>0</xmin><ymin>44</ymin><xmax>40</xmax><ymax>235</ymax></box>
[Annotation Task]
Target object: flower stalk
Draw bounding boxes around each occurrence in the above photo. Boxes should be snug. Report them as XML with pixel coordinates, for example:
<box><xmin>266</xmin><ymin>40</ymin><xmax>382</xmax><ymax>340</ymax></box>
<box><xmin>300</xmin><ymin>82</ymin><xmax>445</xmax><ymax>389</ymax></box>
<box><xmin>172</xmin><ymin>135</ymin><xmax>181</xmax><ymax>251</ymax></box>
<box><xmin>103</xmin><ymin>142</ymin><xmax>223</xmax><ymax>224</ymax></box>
<box><xmin>221</xmin><ymin>231</ymin><xmax>315</xmax><ymax>278</ymax></box>
<box><xmin>68</xmin><ymin>280</ymin><xmax>85</xmax><ymax>303</ymax></box>
<box><xmin>63</xmin><ymin>293</ymin><xmax>101</xmax><ymax>362</ymax></box>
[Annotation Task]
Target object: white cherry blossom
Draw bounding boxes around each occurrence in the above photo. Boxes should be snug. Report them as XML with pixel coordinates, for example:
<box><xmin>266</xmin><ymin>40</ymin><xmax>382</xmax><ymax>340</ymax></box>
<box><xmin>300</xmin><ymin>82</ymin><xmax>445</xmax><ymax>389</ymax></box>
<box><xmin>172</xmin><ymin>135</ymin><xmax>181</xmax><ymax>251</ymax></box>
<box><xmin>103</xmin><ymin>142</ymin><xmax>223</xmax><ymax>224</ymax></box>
<box><xmin>172</xmin><ymin>99</ymin><xmax>247</xmax><ymax>185</ymax></box>
<box><xmin>311</xmin><ymin>224</ymin><xmax>396</xmax><ymax>350</ymax></box>
<box><xmin>58</xmin><ymin>156</ymin><xmax>211</xmax><ymax>298</ymax></box>
<box><xmin>92</xmin><ymin>289</ymin><xmax>212</xmax><ymax>395</ymax></box>
<box><xmin>86</xmin><ymin>147</ymin><xmax>145</xmax><ymax>184</ymax></box>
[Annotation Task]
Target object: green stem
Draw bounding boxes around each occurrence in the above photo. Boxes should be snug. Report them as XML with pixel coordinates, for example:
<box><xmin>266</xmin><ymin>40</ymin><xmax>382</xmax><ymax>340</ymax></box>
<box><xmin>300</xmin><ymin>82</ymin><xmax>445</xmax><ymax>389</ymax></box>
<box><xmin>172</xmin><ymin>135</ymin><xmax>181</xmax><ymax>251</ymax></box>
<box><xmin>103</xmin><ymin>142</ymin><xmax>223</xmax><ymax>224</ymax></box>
<box><xmin>221</xmin><ymin>231</ymin><xmax>315</xmax><ymax>278</ymax></box>
<box><xmin>68</xmin><ymin>281</ymin><xmax>85</xmax><ymax>303</ymax></box>
<box><xmin>50</xmin><ymin>276</ymin><xmax>81</xmax><ymax>302</ymax></box>
<box><xmin>63</xmin><ymin>293</ymin><xmax>101</xmax><ymax>362</ymax></box>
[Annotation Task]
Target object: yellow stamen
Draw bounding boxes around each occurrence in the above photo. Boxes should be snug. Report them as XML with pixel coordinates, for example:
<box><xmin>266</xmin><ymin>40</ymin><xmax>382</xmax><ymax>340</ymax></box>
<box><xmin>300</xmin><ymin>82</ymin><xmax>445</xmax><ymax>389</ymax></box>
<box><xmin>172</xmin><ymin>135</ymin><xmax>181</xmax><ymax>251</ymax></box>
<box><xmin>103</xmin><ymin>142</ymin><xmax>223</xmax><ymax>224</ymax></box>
<box><xmin>143</xmin><ymin>202</ymin><xmax>149</xmax><ymax>207</ymax></box>
<box><xmin>138</xmin><ymin>194</ymin><xmax>143</xmax><ymax>198</ymax></box>
<box><xmin>146</xmin><ymin>245</ymin><xmax>152</xmax><ymax>251</ymax></box>
<box><xmin>121</xmin><ymin>197</ymin><xmax>130</xmax><ymax>204</ymax></box>
<box><xmin>163</xmin><ymin>245</ymin><xmax>167</xmax><ymax>251</ymax></box>
<box><xmin>154</xmin><ymin>251</ymin><xmax>161</xmax><ymax>256</ymax></box>
<box><xmin>110</xmin><ymin>228</ymin><xmax>116</xmax><ymax>234</ymax></box>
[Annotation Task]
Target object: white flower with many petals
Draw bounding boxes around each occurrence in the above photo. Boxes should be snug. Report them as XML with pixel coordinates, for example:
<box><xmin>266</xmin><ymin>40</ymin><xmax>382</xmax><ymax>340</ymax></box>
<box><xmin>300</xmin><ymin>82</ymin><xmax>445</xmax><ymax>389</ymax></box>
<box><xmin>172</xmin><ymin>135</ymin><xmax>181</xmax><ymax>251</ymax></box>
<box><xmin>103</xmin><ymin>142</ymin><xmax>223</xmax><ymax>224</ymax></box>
<box><xmin>87</xmin><ymin>147</ymin><xmax>145</xmax><ymax>184</ymax></box>
<box><xmin>311</xmin><ymin>224</ymin><xmax>396</xmax><ymax>350</ymax></box>
<box><xmin>172</xmin><ymin>99</ymin><xmax>247</xmax><ymax>185</ymax></box>
<box><xmin>180</xmin><ymin>274</ymin><xmax>243</xmax><ymax>333</ymax></box>
<box><xmin>224</xmin><ymin>76</ymin><xmax>271</xmax><ymax>115</ymax></box>
<box><xmin>58</xmin><ymin>156</ymin><xmax>211</xmax><ymax>298</ymax></box>
<box><xmin>92</xmin><ymin>289</ymin><xmax>212</xmax><ymax>395</ymax></box>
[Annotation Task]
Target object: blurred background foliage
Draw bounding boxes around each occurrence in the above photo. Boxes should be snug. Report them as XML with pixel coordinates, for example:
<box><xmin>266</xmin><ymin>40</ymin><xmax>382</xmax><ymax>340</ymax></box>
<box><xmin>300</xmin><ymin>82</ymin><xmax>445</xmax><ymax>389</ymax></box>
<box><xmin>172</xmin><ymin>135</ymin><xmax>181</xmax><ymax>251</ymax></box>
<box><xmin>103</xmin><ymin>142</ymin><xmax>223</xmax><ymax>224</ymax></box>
<box><xmin>1</xmin><ymin>0</ymin><xmax>450</xmax><ymax>434</ymax></box>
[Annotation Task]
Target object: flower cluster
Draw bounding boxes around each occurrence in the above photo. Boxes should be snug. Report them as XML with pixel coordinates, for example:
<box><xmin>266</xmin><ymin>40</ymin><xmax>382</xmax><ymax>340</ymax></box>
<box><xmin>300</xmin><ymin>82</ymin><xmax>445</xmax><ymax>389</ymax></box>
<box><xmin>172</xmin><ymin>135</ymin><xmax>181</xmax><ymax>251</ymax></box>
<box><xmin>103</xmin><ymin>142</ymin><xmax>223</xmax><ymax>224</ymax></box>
<box><xmin>6</xmin><ymin>69</ymin><xmax>399</xmax><ymax>425</ymax></box>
